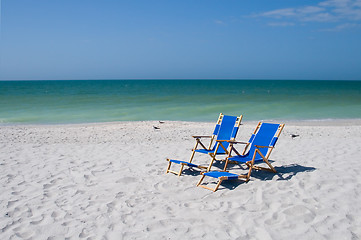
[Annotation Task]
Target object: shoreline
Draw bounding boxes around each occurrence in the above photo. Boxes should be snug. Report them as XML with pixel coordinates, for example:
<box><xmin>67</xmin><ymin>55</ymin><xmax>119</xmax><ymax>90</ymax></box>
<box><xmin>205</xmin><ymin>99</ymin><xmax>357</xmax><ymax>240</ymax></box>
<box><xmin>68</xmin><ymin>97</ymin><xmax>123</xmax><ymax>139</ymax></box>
<box><xmin>2</xmin><ymin>118</ymin><xmax>361</xmax><ymax>128</ymax></box>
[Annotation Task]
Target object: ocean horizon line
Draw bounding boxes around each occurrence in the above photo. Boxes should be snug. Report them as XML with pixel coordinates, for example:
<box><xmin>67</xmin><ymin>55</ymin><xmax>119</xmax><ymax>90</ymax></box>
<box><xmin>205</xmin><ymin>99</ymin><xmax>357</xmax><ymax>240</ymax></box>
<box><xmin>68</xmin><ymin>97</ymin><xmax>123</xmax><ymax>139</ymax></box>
<box><xmin>2</xmin><ymin>118</ymin><xmax>361</xmax><ymax>127</ymax></box>
<box><xmin>1</xmin><ymin>79</ymin><xmax>361</xmax><ymax>82</ymax></box>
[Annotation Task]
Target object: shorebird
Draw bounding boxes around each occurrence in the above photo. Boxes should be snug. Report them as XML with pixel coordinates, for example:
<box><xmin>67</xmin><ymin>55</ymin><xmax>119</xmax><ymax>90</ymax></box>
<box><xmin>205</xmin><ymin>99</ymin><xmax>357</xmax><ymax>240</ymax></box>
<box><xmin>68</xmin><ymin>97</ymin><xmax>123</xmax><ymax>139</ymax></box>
<box><xmin>290</xmin><ymin>134</ymin><xmax>299</xmax><ymax>139</ymax></box>
<box><xmin>153</xmin><ymin>126</ymin><xmax>160</xmax><ymax>130</ymax></box>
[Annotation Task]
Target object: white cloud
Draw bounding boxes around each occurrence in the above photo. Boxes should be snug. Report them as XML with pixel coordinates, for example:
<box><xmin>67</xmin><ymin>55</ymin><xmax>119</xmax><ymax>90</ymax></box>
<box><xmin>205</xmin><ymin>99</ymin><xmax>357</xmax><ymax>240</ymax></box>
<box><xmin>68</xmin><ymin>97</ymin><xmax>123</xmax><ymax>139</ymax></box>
<box><xmin>302</xmin><ymin>12</ymin><xmax>336</xmax><ymax>22</ymax></box>
<box><xmin>319</xmin><ymin>0</ymin><xmax>351</xmax><ymax>8</ymax></box>
<box><xmin>261</xmin><ymin>8</ymin><xmax>298</xmax><ymax>18</ymax></box>
<box><xmin>319</xmin><ymin>22</ymin><xmax>361</xmax><ymax>31</ymax></box>
<box><xmin>257</xmin><ymin>0</ymin><xmax>361</xmax><ymax>28</ymax></box>
<box><xmin>320</xmin><ymin>0</ymin><xmax>361</xmax><ymax>20</ymax></box>
<box><xmin>299</xmin><ymin>6</ymin><xmax>325</xmax><ymax>15</ymax></box>
<box><xmin>267</xmin><ymin>22</ymin><xmax>295</xmax><ymax>27</ymax></box>
<box><xmin>214</xmin><ymin>20</ymin><xmax>225</xmax><ymax>25</ymax></box>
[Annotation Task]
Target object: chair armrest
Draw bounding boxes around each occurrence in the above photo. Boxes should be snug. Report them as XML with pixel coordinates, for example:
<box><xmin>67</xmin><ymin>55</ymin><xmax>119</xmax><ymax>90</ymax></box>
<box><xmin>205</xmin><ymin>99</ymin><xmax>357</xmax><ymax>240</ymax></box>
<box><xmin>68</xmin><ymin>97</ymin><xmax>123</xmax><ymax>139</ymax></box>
<box><xmin>254</xmin><ymin>145</ymin><xmax>274</xmax><ymax>149</ymax></box>
<box><xmin>192</xmin><ymin>135</ymin><xmax>212</xmax><ymax>138</ymax></box>
<box><xmin>219</xmin><ymin>140</ymin><xmax>248</xmax><ymax>144</ymax></box>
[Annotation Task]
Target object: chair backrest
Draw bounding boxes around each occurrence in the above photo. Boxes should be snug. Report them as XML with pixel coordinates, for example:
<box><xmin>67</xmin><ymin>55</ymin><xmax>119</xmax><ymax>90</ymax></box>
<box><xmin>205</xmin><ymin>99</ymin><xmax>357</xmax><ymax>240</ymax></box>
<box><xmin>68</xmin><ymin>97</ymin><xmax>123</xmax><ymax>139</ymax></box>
<box><xmin>247</xmin><ymin>123</ymin><xmax>282</xmax><ymax>159</ymax></box>
<box><xmin>212</xmin><ymin>114</ymin><xmax>241</xmax><ymax>153</ymax></box>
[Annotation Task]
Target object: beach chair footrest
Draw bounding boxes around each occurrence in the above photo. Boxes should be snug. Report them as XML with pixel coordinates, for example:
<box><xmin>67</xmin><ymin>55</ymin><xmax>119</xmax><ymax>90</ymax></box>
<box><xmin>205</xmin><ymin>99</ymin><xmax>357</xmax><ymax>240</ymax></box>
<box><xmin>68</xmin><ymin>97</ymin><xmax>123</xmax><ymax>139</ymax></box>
<box><xmin>203</xmin><ymin>171</ymin><xmax>239</xmax><ymax>180</ymax></box>
<box><xmin>168</xmin><ymin>159</ymin><xmax>199</xmax><ymax>168</ymax></box>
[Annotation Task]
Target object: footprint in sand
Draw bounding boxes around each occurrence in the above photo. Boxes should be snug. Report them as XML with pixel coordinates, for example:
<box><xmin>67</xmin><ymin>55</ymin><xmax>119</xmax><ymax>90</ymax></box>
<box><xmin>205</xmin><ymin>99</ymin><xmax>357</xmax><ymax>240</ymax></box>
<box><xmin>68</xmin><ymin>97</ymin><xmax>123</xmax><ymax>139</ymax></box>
<box><xmin>43</xmin><ymin>183</ymin><xmax>53</xmax><ymax>190</ymax></box>
<box><xmin>115</xmin><ymin>191</ymin><xmax>125</xmax><ymax>199</ymax></box>
<box><xmin>51</xmin><ymin>212</ymin><xmax>59</xmax><ymax>219</ymax></box>
<box><xmin>264</xmin><ymin>212</ymin><xmax>285</xmax><ymax>226</ymax></box>
<box><xmin>7</xmin><ymin>199</ymin><xmax>19</xmax><ymax>208</ymax></box>
<box><xmin>106</xmin><ymin>200</ymin><xmax>119</xmax><ymax>214</ymax></box>
<box><xmin>15</xmin><ymin>230</ymin><xmax>34</xmax><ymax>239</ymax></box>
<box><xmin>116</xmin><ymin>177</ymin><xmax>137</xmax><ymax>184</ymax></box>
<box><xmin>30</xmin><ymin>214</ymin><xmax>45</xmax><ymax>225</ymax></box>
<box><xmin>79</xmin><ymin>228</ymin><xmax>90</xmax><ymax>238</ymax></box>
<box><xmin>283</xmin><ymin>205</ymin><xmax>316</xmax><ymax>224</ymax></box>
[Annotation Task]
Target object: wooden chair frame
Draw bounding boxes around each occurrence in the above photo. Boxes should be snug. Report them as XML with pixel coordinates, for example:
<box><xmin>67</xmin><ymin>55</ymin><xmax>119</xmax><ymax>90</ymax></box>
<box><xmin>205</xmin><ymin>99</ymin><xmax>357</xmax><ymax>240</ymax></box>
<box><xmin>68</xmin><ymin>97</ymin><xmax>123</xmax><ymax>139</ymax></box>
<box><xmin>197</xmin><ymin>172</ymin><xmax>248</xmax><ymax>192</ymax></box>
<box><xmin>166</xmin><ymin>113</ymin><xmax>243</xmax><ymax>176</ymax></box>
<box><xmin>197</xmin><ymin>123</ymin><xmax>284</xmax><ymax>191</ymax></box>
<box><xmin>225</xmin><ymin>123</ymin><xmax>284</xmax><ymax>181</ymax></box>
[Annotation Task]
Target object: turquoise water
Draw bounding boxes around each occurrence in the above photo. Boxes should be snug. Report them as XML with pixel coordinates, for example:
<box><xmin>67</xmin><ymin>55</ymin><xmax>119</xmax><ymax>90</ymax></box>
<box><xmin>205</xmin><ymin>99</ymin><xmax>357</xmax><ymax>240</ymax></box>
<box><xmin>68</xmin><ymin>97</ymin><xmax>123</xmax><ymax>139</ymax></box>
<box><xmin>1</xmin><ymin>80</ymin><xmax>361</xmax><ymax>124</ymax></box>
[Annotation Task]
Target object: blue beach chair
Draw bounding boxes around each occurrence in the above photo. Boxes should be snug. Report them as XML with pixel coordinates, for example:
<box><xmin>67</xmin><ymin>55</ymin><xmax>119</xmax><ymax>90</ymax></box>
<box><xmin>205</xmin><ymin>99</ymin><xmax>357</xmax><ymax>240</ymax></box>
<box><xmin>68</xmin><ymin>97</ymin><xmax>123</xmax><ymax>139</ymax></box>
<box><xmin>166</xmin><ymin>113</ymin><xmax>243</xmax><ymax>176</ymax></box>
<box><xmin>197</xmin><ymin>122</ymin><xmax>284</xmax><ymax>191</ymax></box>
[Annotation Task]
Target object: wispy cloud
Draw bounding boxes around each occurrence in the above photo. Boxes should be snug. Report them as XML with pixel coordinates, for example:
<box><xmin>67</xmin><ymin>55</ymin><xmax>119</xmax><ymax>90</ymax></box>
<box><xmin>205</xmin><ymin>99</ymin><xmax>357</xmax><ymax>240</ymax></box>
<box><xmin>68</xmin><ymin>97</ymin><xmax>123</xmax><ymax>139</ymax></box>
<box><xmin>267</xmin><ymin>22</ymin><xmax>296</xmax><ymax>27</ymax></box>
<box><xmin>214</xmin><ymin>20</ymin><xmax>225</xmax><ymax>25</ymax></box>
<box><xmin>319</xmin><ymin>22</ymin><xmax>361</xmax><ymax>31</ymax></box>
<box><xmin>319</xmin><ymin>0</ymin><xmax>361</xmax><ymax>20</ymax></box>
<box><xmin>256</xmin><ymin>0</ymin><xmax>361</xmax><ymax>28</ymax></box>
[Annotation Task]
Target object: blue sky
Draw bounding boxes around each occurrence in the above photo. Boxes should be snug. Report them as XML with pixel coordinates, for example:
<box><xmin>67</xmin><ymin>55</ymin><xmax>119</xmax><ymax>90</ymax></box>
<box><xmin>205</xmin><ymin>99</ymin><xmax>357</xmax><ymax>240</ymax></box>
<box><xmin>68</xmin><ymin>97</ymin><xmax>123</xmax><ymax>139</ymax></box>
<box><xmin>1</xmin><ymin>0</ymin><xmax>361</xmax><ymax>80</ymax></box>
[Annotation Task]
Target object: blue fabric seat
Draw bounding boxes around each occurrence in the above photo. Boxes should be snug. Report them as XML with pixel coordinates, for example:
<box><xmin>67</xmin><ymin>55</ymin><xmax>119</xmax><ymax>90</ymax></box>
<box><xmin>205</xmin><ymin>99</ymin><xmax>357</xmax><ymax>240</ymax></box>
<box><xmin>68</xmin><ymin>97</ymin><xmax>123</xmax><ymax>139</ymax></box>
<box><xmin>194</xmin><ymin>148</ymin><xmax>227</xmax><ymax>155</ymax></box>
<box><xmin>203</xmin><ymin>171</ymin><xmax>239</xmax><ymax>180</ymax></box>
<box><xmin>168</xmin><ymin>159</ymin><xmax>199</xmax><ymax>168</ymax></box>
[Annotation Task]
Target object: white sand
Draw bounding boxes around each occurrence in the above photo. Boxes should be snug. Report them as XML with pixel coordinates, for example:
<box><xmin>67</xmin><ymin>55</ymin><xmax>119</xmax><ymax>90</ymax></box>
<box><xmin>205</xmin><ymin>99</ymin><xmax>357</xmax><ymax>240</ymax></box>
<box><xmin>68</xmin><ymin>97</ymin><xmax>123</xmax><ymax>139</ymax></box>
<box><xmin>1</xmin><ymin>120</ymin><xmax>361</xmax><ymax>239</ymax></box>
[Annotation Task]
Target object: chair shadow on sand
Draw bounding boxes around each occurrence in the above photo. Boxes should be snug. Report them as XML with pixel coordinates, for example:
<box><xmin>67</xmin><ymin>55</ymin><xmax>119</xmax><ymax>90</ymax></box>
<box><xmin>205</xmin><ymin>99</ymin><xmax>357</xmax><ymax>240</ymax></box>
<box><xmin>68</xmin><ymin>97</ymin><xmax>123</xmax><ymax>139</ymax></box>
<box><xmin>252</xmin><ymin>163</ymin><xmax>316</xmax><ymax>181</ymax></box>
<box><xmin>206</xmin><ymin>160</ymin><xmax>316</xmax><ymax>191</ymax></box>
<box><xmin>181</xmin><ymin>168</ymin><xmax>204</xmax><ymax>176</ymax></box>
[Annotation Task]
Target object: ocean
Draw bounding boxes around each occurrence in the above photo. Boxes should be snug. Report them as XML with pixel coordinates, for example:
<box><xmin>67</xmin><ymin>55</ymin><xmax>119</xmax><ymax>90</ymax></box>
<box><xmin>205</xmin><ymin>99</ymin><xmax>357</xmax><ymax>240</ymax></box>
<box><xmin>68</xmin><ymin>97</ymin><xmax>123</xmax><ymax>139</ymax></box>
<box><xmin>1</xmin><ymin>80</ymin><xmax>360</xmax><ymax>124</ymax></box>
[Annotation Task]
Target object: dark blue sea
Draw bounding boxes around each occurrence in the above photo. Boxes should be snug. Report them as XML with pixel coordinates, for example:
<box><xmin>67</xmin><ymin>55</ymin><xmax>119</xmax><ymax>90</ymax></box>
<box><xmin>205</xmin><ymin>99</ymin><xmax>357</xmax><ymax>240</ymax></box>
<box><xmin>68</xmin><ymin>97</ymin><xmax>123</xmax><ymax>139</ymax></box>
<box><xmin>1</xmin><ymin>80</ymin><xmax>360</xmax><ymax>124</ymax></box>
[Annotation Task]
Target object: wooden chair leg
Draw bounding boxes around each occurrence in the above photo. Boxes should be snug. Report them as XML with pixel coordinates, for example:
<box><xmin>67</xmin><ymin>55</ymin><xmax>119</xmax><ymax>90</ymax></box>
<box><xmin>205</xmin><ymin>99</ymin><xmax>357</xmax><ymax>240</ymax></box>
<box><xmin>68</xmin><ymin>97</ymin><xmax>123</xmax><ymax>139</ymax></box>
<box><xmin>178</xmin><ymin>164</ymin><xmax>184</xmax><ymax>176</ymax></box>
<box><xmin>189</xmin><ymin>141</ymin><xmax>199</xmax><ymax>163</ymax></box>
<box><xmin>214</xmin><ymin>179</ymin><xmax>223</xmax><ymax>192</ymax></box>
<box><xmin>166</xmin><ymin>160</ymin><xmax>186</xmax><ymax>176</ymax></box>
<box><xmin>166</xmin><ymin>160</ymin><xmax>172</xmax><ymax>174</ymax></box>
<box><xmin>264</xmin><ymin>159</ymin><xmax>276</xmax><ymax>173</ymax></box>
<box><xmin>198</xmin><ymin>183</ymin><xmax>218</xmax><ymax>192</ymax></box>
<box><xmin>197</xmin><ymin>175</ymin><xmax>223</xmax><ymax>192</ymax></box>
<box><xmin>251</xmin><ymin>159</ymin><xmax>276</xmax><ymax>173</ymax></box>
<box><xmin>197</xmin><ymin>174</ymin><xmax>206</xmax><ymax>186</ymax></box>
<box><xmin>189</xmin><ymin>149</ymin><xmax>196</xmax><ymax>163</ymax></box>
<box><xmin>207</xmin><ymin>154</ymin><xmax>217</xmax><ymax>172</ymax></box>
<box><xmin>246</xmin><ymin>161</ymin><xmax>253</xmax><ymax>181</ymax></box>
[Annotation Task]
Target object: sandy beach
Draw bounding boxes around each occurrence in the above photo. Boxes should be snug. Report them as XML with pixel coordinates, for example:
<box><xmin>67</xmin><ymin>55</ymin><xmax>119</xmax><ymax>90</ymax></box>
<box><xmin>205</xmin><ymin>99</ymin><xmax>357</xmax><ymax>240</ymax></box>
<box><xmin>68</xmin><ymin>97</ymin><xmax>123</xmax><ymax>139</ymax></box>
<box><xmin>1</xmin><ymin>120</ymin><xmax>361</xmax><ymax>239</ymax></box>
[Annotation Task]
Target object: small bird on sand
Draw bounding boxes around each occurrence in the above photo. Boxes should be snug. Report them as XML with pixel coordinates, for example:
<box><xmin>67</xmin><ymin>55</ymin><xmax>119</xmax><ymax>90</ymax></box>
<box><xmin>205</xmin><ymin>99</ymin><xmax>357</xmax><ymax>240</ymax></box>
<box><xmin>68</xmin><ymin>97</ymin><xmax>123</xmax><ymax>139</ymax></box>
<box><xmin>159</xmin><ymin>121</ymin><xmax>165</xmax><ymax>124</ymax></box>
<box><xmin>290</xmin><ymin>134</ymin><xmax>299</xmax><ymax>139</ymax></box>
<box><xmin>153</xmin><ymin>126</ymin><xmax>160</xmax><ymax>130</ymax></box>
